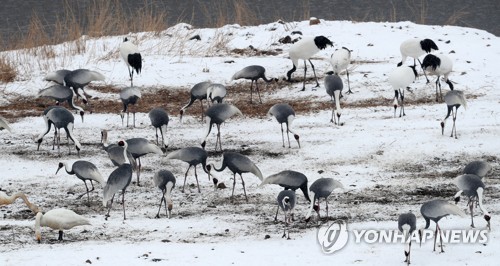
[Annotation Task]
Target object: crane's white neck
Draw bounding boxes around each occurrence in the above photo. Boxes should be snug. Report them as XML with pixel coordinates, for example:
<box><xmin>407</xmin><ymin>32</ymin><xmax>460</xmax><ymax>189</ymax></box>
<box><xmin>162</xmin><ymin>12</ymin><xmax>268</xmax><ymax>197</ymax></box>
<box><xmin>477</xmin><ymin>187</ymin><xmax>490</xmax><ymax>216</ymax></box>
<box><xmin>304</xmin><ymin>191</ymin><xmax>316</xmax><ymax>219</ymax></box>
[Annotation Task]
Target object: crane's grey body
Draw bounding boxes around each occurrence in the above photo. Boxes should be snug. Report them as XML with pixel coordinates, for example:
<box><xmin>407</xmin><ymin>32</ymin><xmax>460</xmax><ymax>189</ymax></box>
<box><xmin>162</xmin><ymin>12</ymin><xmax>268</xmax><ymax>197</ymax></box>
<box><xmin>56</xmin><ymin>160</ymin><xmax>104</xmax><ymax>203</ymax></box>
<box><xmin>268</xmin><ymin>103</ymin><xmax>300</xmax><ymax>148</ymax></box>
<box><xmin>330</xmin><ymin>47</ymin><xmax>352</xmax><ymax>94</ymax></box>
<box><xmin>325</xmin><ymin>72</ymin><xmax>344</xmax><ymax>125</ymax></box>
<box><xmin>211</xmin><ymin>152</ymin><xmax>263</xmax><ymax>202</ymax></box>
<box><xmin>166</xmin><ymin>147</ymin><xmax>211</xmax><ymax>193</ymax></box>
<box><xmin>103</xmin><ymin>141</ymin><xmax>133</xmax><ymax>220</ymax></box>
<box><xmin>125</xmin><ymin>137</ymin><xmax>163</xmax><ymax>185</ymax></box>
<box><xmin>148</xmin><ymin>107</ymin><xmax>169</xmax><ymax>148</ymax></box>
<box><xmin>305</xmin><ymin>177</ymin><xmax>343</xmax><ymax>221</ymax></box>
<box><xmin>45</xmin><ymin>69</ymin><xmax>71</xmax><ymax>85</ymax></box>
<box><xmin>38</xmin><ymin>85</ymin><xmax>85</xmax><ymax>122</ymax></box>
<box><xmin>463</xmin><ymin>161</ymin><xmax>491</xmax><ymax>178</ymax></box>
<box><xmin>453</xmin><ymin>174</ymin><xmax>490</xmax><ymax>229</ymax></box>
<box><xmin>441</xmin><ymin>90</ymin><xmax>467</xmax><ymax>139</ymax></box>
<box><xmin>398</xmin><ymin>212</ymin><xmax>416</xmax><ymax>265</ymax></box>
<box><xmin>120</xmin><ymin>86</ymin><xmax>141</xmax><ymax>127</ymax></box>
<box><xmin>63</xmin><ymin>69</ymin><xmax>105</xmax><ymax>101</ymax></box>
<box><xmin>420</xmin><ymin>199</ymin><xmax>465</xmax><ymax>252</ymax></box>
<box><xmin>153</xmin><ymin>169</ymin><xmax>176</xmax><ymax>218</ymax></box>
<box><xmin>206</xmin><ymin>83</ymin><xmax>227</xmax><ymax>104</ymax></box>
<box><xmin>232</xmin><ymin>65</ymin><xmax>274</xmax><ymax>103</ymax></box>
<box><xmin>277</xmin><ymin>190</ymin><xmax>296</xmax><ymax>239</ymax></box>
<box><xmin>261</xmin><ymin>170</ymin><xmax>310</xmax><ymax>202</ymax></box>
<box><xmin>180</xmin><ymin>81</ymin><xmax>212</xmax><ymax>123</ymax></box>
<box><xmin>36</xmin><ymin>106</ymin><xmax>81</xmax><ymax>156</ymax></box>
<box><xmin>101</xmin><ymin>130</ymin><xmax>137</xmax><ymax>170</ymax></box>
<box><xmin>202</xmin><ymin>103</ymin><xmax>242</xmax><ymax>151</ymax></box>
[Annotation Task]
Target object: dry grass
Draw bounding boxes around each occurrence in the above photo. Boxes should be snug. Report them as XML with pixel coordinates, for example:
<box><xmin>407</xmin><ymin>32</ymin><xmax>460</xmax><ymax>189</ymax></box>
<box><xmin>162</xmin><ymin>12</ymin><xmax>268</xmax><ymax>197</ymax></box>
<box><xmin>0</xmin><ymin>56</ymin><xmax>17</xmax><ymax>83</ymax></box>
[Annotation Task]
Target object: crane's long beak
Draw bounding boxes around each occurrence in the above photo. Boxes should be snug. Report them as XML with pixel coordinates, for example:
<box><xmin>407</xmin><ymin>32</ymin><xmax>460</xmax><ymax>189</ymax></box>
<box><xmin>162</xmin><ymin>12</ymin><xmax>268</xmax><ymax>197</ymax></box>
<box><xmin>55</xmin><ymin>166</ymin><xmax>62</xmax><ymax>175</ymax></box>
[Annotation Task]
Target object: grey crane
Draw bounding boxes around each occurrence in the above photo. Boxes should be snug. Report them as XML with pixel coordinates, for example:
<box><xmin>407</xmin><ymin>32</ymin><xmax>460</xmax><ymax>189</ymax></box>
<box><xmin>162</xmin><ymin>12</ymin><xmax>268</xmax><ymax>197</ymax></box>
<box><xmin>125</xmin><ymin>137</ymin><xmax>163</xmax><ymax>185</ymax></box>
<box><xmin>397</xmin><ymin>38</ymin><xmax>438</xmax><ymax>83</ymax></box>
<box><xmin>206</xmin><ymin>83</ymin><xmax>227</xmax><ymax>104</ymax></box>
<box><xmin>63</xmin><ymin>69</ymin><xmax>105</xmax><ymax>102</ymax></box>
<box><xmin>38</xmin><ymin>85</ymin><xmax>85</xmax><ymax>122</ymax></box>
<box><xmin>101</xmin><ymin>129</ymin><xmax>137</xmax><ymax>170</ymax></box>
<box><xmin>324</xmin><ymin>71</ymin><xmax>344</xmax><ymax>125</ymax></box>
<box><xmin>232</xmin><ymin>65</ymin><xmax>275</xmax><ymax>103</ymax></box>
<box><xmin>148</xmin><ymin>107</ymin><xmax>169</xmax><ymax>148</ymax></box>
<box><xmin>422</xmin><ymin>54</ymin><xmax>454</xmax><ymax>101</ymax></box>
<box><xmin>277</xmin><ymin>190</ymin><xmax>296</xmax><ymax>239</ymax></box>
<box><xmin>56</xmin><ymin>160</ymin><xmax>104</xmax><ymax>204</ymax></box>
<box><xmin>463</xmin><ymin>160</ymin><xmax>492</xmax><ymax>179</ymax></box>
<box><xmin>201</xmin><ymin>103</ymin><xmax>242</xmax><ymax>151</ymax></box>
<box><xmin>260</xmin><ymin>170</ymin><xmax>310</xmax><ymax>221</ymax></box>
<box><xmin>120</xmin><ymin>37</ymin><xmax>142</xmax><ymax>86</ymax></box>
<box><xmin>153</xmin><ymin>169</ymin><xmax>176</xmax><ymax>218</ymax></box>
<box><xmin>36</xmin><ymin>106</ymin><xmax>81</xmax><ymax>156</ymax></box>
<box><xmin>304</xmin><ymin>177</ymin><xmax>343</xmax><ymax>222</ymax></box>
<box><xmin>103</xmin><ymin>140</ymin><xmax>133</xmax><ymax>220</ymax></box>
<box><xmin>453</xmin><ymin>174</ymin><xmax>491</xmax><ymax>229</ymax></box>
<box><xmin>180</xmin><ymin>81</ymin><xmax>212</xmax><ymax>123</ymax></box>
<box><xmin>441</xmin><ymin>90</ymin><xmax>467</xmax><ymax>139</ymax></box>
<box><xmin>398</xmin><ymin>212</ymin><xmax>417</xmax><ymax>265</ymax></box>
<box><xmin>120</xmin><ymin>86</ymin><xmax>141</xmax><ymax>127</ymax></box>
<box><xmin>419</xmin><ymin>199</ymin><xmax>465</xmax><ymax>252</ymax></box>
<box><xmin>286</xmin><ymin>36</ymin><xmax>333</xmax><ymax>91</ymax></box>
<box><xmin>329</xmin><ymin>47</ymin><xmax>353</xmax><ymax>94</ymax></box>
<box><xmin>0</xmin><ymin>116</ymin><xmax>11</xmax><ymax>132</ymax></box>
<box><xmin>166</xmin><ymin>146</ymin><xmax>214</xmax><ymax>193</ymax></box>
<box><xmin>208</xmin><ymin>152</ymin><xmax>263</xmax><ymax>202</ymax></box>
<box><xmin>45</xmin><ymin>69</ymin><xmax>71</xmax><ymax>85</ymax></box>
<box><xmin>388</xmin><ymin>65</ymin><xmax>417</xmax><ymax>117</ymax></box>
<box><xmin>268</xmin><ymin>103</ymin><xmax>300</xmax><ymax>148</ymax></box>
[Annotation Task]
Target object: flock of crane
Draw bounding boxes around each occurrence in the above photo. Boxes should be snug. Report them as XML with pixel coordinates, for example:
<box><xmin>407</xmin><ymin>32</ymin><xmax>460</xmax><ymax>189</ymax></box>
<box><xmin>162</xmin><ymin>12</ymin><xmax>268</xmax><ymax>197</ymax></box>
<box><xmin>0</xmin><ymin>31</ymin><xmax>493</xmax><ymax>263</ymax></box>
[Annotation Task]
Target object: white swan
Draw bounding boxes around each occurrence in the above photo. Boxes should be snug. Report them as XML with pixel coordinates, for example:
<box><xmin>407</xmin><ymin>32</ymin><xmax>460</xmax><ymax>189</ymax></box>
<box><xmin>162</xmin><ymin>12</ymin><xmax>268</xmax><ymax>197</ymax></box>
<box><xmin>35</xmin><ymin>208</ymin><xmax>90</xmax><ymax>243</ymax></box>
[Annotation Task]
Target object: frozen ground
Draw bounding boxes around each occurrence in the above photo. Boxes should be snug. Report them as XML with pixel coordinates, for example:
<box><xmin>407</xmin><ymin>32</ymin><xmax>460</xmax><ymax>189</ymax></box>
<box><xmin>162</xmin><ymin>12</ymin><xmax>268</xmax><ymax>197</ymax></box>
<box><xmin>0</xmin><ymin>19</ymin><xmax>499</xmax><ymax>265</ymax></box>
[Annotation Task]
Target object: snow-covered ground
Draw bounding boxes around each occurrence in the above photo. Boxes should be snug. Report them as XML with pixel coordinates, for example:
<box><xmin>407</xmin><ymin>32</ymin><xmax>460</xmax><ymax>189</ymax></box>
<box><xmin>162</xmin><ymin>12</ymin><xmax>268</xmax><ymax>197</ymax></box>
<box><xmin>1</xmin><ymin>19</ymin><xmax>499</xmax><ymax>265</ymax></box>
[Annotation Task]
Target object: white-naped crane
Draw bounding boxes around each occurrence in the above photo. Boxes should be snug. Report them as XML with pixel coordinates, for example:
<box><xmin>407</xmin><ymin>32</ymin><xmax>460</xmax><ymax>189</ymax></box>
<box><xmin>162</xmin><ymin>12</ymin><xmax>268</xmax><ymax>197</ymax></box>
<box><xmin>453</xmin><ymin>174</ymin><xmax>491</xmax><ymax>229</ymax></box>
<box><xmin>35</xmin><ymin>208</ymin><xmax>90</xmax><ymax>243</ymax></box>
<box><xmin>277</xmin><ymin>190</ymin><xmax>296</xmax><ymax>240</ymax></box>
<box><xmin>101</xmin><ymin>129</ymin><xmax>137</xmax><ymax>170</ymax></box>
<box><xmin>38</xmin><ymin>84</ymin><xmax>85</xmax><ymax>122</ymax></box>
<box><xmin>208</xmin><ymin>151</ymin><xmax>263</xmax><ymax>202</ymax></box>
<box><xmin>398</xmin><ymin>212</ymin><xmax>417</xmax><ymax>265</ymax></box>
<box><xmin>56</xmin><ymin>160</ymin><xmax>104</xmax><ymax>204</ymax></box>
<box><xmin>148</xmin><ymin>107</ymin><xmax>169</xmax><ymax>148</ymax></box>
<box><xmin>268</xmin><ymin>103</ymin><xmax>300</xmax><ymax>148</ymax></box>
<box><xmin>166</xmin><ymin>146</ymin><xmax>214</xmax><ymax>193</ymax></box>
<box><xmin>463</xmin><ymin>160</ymin><xmax>492</xmax><ymax>179</ymax></box>
<box><xmin>103</xmin><ymin>140</ymin><xmax>133</xmax><ymax>220</ymax></box>
<box><xmin>232</xmin><ymin>65</ymin><xmax>276</xmax><ymax>103</ymax></box>
<box><xmin>388</xmin><ymin>65</ymin><xmax>417</xmax><ymax>117</ymax></box>
<box><xmin>201</xmin><ymin>103</ymin><xmax>242</xmax><ymax>151</ymax></box>
<box><xmin>120</xmin><ymin>37</ymin><xmax>142</xmax><ymax>86</ymax></box>
<box><xmin>45</xmin><ymin>69</ymin><xmax>71</xmax><ymax>85</ymax></box>
<box><xmin>397</xmin><ymin>38</ymin><xmax>438</xmax><ymax>83</ymax></box>
<box><xmin>206</xmin><ymin>83</ymin><xmax>227</xmax><ymax>105</ymax></box>
<box><xmin>441</xmin><ymin>90</ymin><xmax>467</xmax><ymax>139</ymax></box>
<box><xmin>153</xmin><ymin>169</ymin><xmax>176</xmax><ymax>218</ymax></box>
<box><xmin>36</xmin><ymin>106</ymin><xmax>81</xmax><ymax>156</ymax></box>
<box><xmin>329</xmin><ymin>47</ymin><xmax>353</xmax><ymax>94</ymax></box>
<box><xmin>180</xmin><ymin>81</ymin><xmax>212</xmax><ymax>123</ymax></box>
<box><xmin>421</xmin><ymin>53</ymin><xmax>454</xmax><ymax>101</ymax></box>
<box><xmin>304</xmin><ymin>177</ymin><xmax>343</xmax><ymax>222</ymax></box>
<box><xmin>63</xmin><ymin>69</ymin><xmax>105</xmax><ymax>102</ymax></box>
<box><xmin>418</xmin><ymin>199</ymin><xmax>465</xmax><ymax>253</ymax></box>
<box><xmin>324</xmin><ymin>71</ymin><xmax>344</xmax><ymax>125</ymax></box>
<box><xmin>119</xmin><ymin>86</ymin><xmax>141</xmax><ymax>127</ymax></box>
<box><xmin>287</xmin><ymin>36</ymin><xmax>333</xmax><ymax>91</ymax></box>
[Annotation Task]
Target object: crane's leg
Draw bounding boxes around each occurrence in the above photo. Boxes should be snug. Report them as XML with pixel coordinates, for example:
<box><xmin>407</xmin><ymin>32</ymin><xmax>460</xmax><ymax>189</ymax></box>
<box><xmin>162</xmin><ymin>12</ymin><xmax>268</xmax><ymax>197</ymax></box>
<box><xmin>280</xmin><ymin>124</ymin><xmax>285</xmax><ymax>148</ymax></box>
<box><xmin>122</xmin><ymin>190</ymin><xmax>127</xmax><ymax>220</ymax></box>
<box><xmin>433</xmin><ymin>223</ymin><xmax>438</xmax><ymax>252</ymax></box>
<box><xmin>58</xmin><ymin>230</ymin><xmax>64</xmax><ymax>241</ymax></box>
<box><xmin>274</xmin><ymin>205</ymin><xmax>279</xmax><ymax>222</ymax></box>
<box><xmin>417</xmin><ymin>58</ymin><xmax>430</xmax><ymax>83</ymax></box>
<box><xmin>451</xmin><ymin>108</ymin><xmax>457</xmax><ymax>138</ymax></box>
<box><xmin>301</xmin><ymin>60</ymin><xmax>307</xmax><ymax>91</ymax></box>
<box><xmin>155</xmin><ymin>189</ymin><xmax>166</xmax><ymax>218</ymax></box>
<box><xmin>231</xmin><ymin>173</ymin><xmax>237</xmax><ymax>200</ymax></box>
<box><xmin>155</xmin><ymin>128</ymin><xmax>159</xmax><ymax>145</ymax></box>
<box><xmin>105</xmin><ymin>195</ymin><xmax>115</xmax><ymax>220</ymax></box>
<box><xmin>76</xmin><ymin>181</ymin><xmax>91</xmax><ymax>205</ymax></box>
<box><xmin>136</xmin><ymin>157</ymin><xmax>142</xmax><ymax>186</ymax></box>
<box><xmin>346</xmin><ymin>69</ymin><xmax>353</xmax><ymax>94</ymax></box>
<box><xmin>309</xmin><ymin>59</ymin><xmax>320</xmax><ymax>88</ymax></box>
<box><xmin>250</xmin><ymin>80</ymin><xmax>254</xmax><ymax>103</ymax></box>
<box><xmin>435</xmin><ymin>78</ymin><xmax>440</xmax><ymax>102</ymax></box>
<box><xmin>216</xmin><ymin>124</ymin><xmax>222</xmax><ymax>151</ymax></box>
<box><xmin>286</xmin><ymin>123</ymin><xmax>291</xmax><ymax>148</ymax></box>
<box><xmin>469</xmin><ymin>198</ymin><xmax>475</xmax><ymax>228</ymax></box>
<box><xmin>240</xmin><ymin>174</ymin><xmax>248</xmax><ymax>203</ymax></box>
<box><xmin>256</xmin><ymin>80</ymin><xmax>262</xmax><ymax>103</ymax></box>
<box><xmin>325</xmin><ymin>197</ymin><xmax>329</xmax><ymax>219</ymax></box>
<box><xmin>330</xmin><ymin>96</ymin><xmax>336</xmax><ymax>124</ymax></box>
<box><xmin>194</xmin><ymin>166</ymin><xmax>201</xmax><ymax>193</ymax></box>
<box><xmin>182</xmin><ymin>165</ymin><xmax>191</xmax><ymax>193</ymax></box>
<box><xmin>200</xmin><ymin>100</ymin><xmax>204</xmax><ymax>122</ymax></box>
<box><xmin>133</xmin><ymin>109</ymin><xmax>136</xmax><ymax>128</ymax></box>
<box><xmin>399</xmin><ymin>88</ymin><xmax>406</xmax><ymax>117</ymax></box>
<box><xmin>437</xmin><ymin>223</ymin><xmax>444</xmax><ymax>253</ymax></box>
